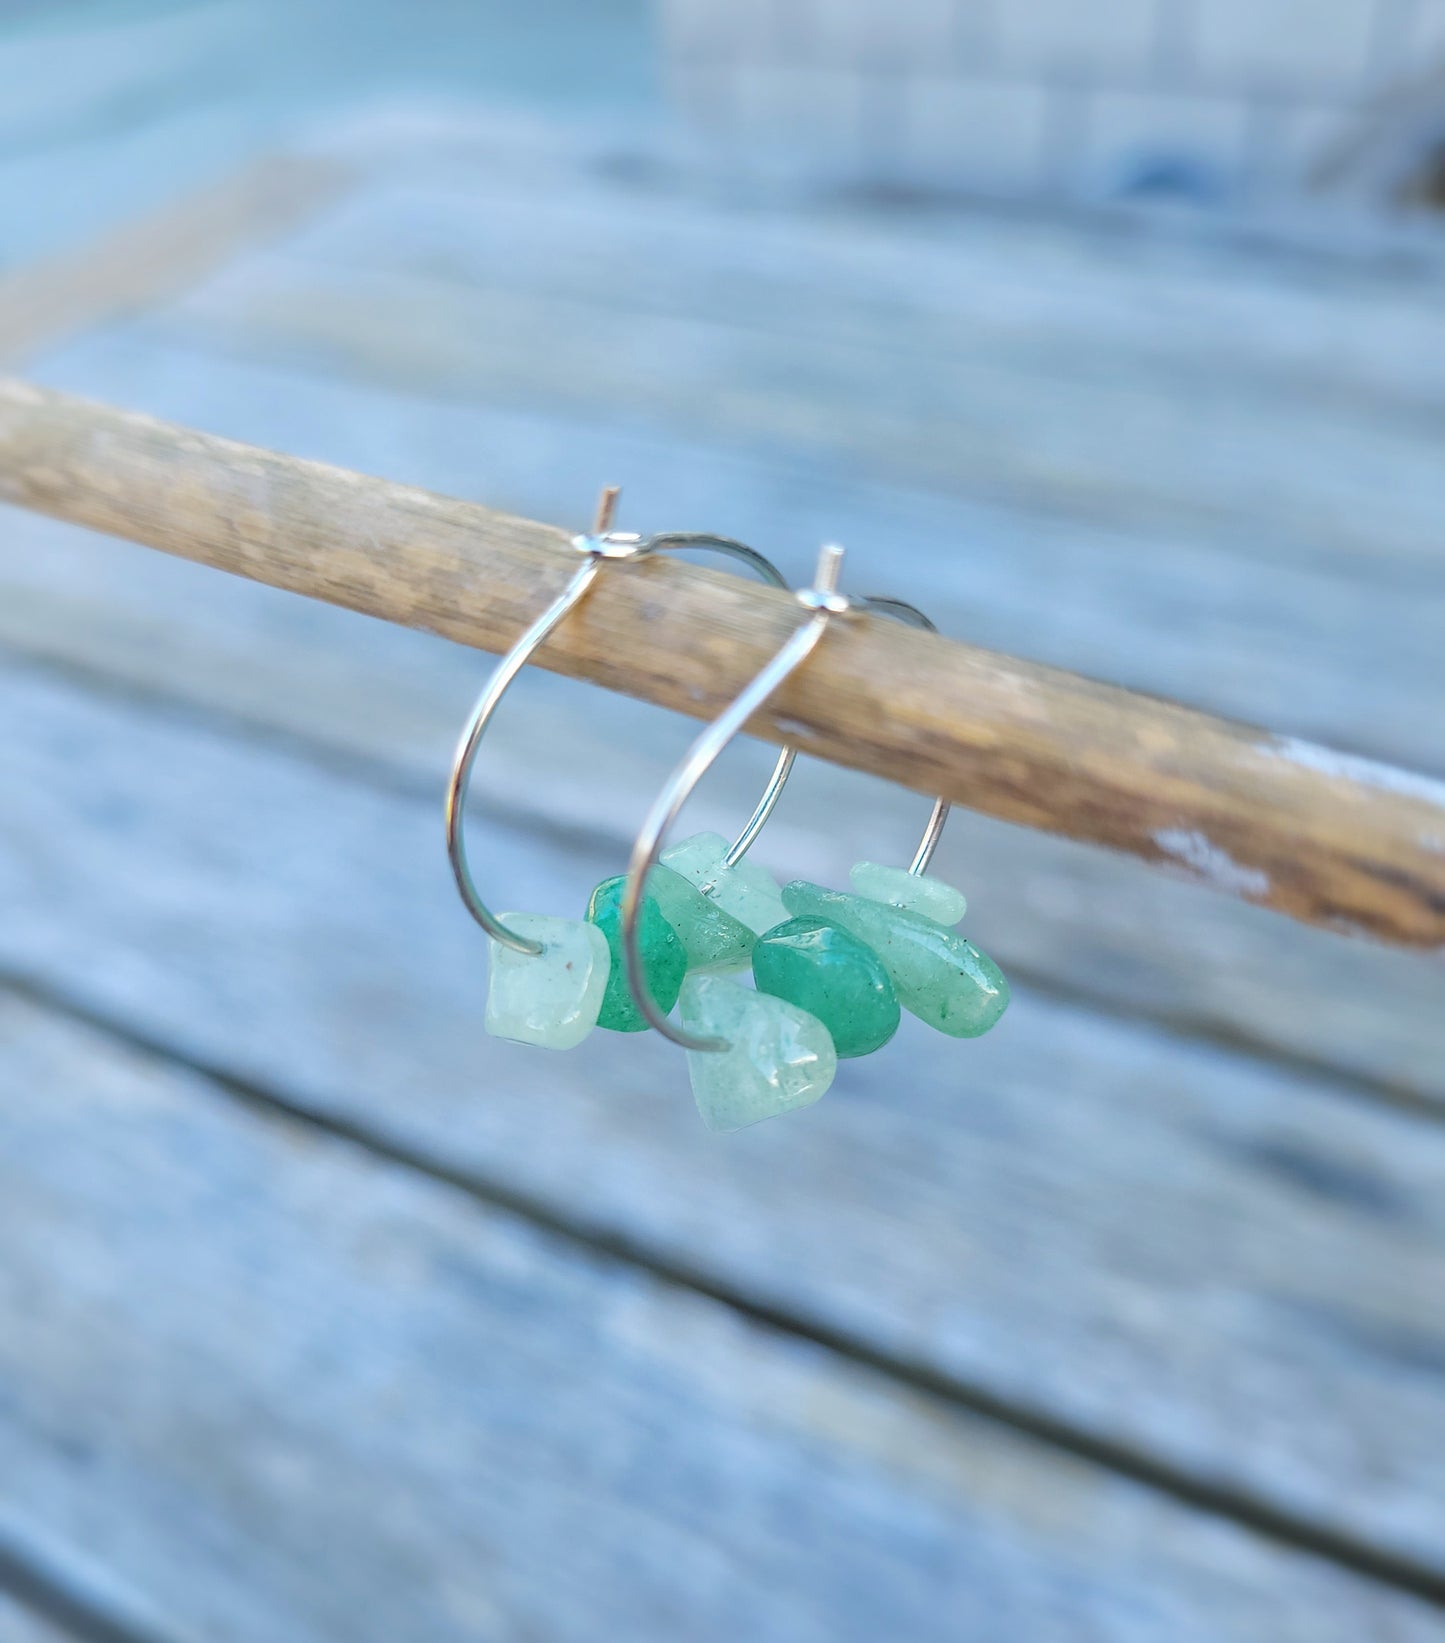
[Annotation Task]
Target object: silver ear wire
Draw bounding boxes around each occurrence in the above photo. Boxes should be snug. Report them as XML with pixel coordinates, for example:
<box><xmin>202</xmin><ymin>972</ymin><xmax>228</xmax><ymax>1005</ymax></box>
<box><xmin>621</xmin><ymin>544</ymin><xmax>860</xmax><ymax>1053</ymax></box>
<box><xmin>445</xmin><ymin>488</ymin><xmax>797</xmax><ymax>955</ymax></box>
<box><xmin>853</xmin><ymin>595</ymin><xmax>951</xmax><ymax>876</ymax></box>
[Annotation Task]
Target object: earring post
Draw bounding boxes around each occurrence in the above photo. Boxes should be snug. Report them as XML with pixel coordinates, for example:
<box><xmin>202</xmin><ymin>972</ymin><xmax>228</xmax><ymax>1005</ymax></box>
<box><xmin>592</xmin><ymin>484</ymin><xmax>621</xmax><ymax>536</ymax></box>
<box><xmin>814</xmin><ymin>543</ymin><xmax>845</xmax><ymax>592</ymax></box>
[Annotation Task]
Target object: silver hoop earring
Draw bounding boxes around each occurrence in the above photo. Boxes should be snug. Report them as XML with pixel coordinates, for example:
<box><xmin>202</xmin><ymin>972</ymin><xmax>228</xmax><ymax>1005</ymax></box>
<box><xmin>621</xmin><ymin>547</ymin><xmax>1008</xmax><ymax>1133</ymax></box>
<box><xmin>446</xmin><ymin>489</ymin><xmax>796</xmax><ymax>1050</ymax></box>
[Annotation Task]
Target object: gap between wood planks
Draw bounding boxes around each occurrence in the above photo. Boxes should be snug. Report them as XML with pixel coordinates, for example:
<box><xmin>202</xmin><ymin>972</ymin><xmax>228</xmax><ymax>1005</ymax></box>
<box><xmin>3</xmin><ymin>963</ymin><xmax>1445</xmax><ymax>1616</ymax></box>
<box><xmin>0</xmin><ymin>1530</ymin><xmax>173</xmax><ymax>1643</ymax></box>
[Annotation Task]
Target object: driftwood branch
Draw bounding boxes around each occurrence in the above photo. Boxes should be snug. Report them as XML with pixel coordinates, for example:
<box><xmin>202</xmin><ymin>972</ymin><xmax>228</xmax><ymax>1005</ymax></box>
<box><xmin>0</xmin><ymin>376</ymin><xmax>1441</xmax><ymax>950</ymax></box>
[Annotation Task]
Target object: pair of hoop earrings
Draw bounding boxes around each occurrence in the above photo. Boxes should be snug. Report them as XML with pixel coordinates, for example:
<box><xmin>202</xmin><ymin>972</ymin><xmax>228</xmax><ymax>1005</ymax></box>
<box><xmin>447</xmin><ymin>491</ymin><xmax>1009</xmax><ymax>1133</ymax></box>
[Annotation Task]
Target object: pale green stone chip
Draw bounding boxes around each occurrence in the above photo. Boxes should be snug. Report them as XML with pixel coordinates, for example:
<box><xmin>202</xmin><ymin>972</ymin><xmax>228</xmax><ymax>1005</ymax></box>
<box><xmin>486</xmin><ymin>912</ymin><xmax>610</xmax><ymax>1050</ymax></box>
<box><xmin>661</xmin><ymin>830</ymin><xmax>790</xmax><ymax>935</ymax></box>
<box><xmin>849</xmin><ymin>861</ymin><xmax>967</xmax><ymax>927</ymax></box>
<box><xmin>782</xmin><ymin>881</ymin><xmax>1008</xmax><ymax>1038</ymax></box>
<box><xmin>647</xmin><ymin>864</ymin><xmax>756</xmax><ymax>973</ymax></box>
<box><xmin>679</xmin><ymin>973</ymin><xmax>836</xmax><ymax>1133</ymax></box>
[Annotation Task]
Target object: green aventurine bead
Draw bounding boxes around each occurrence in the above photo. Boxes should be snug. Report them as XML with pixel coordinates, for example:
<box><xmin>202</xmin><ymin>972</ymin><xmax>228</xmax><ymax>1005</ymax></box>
<box><xmin>849</xmin><ymin>861</ymin><xmax>967</xmax><ymax>927</ymax></box>
<box><xmin>678</xmin><ymin>973</ymin><xmax>836</xmax><ymax>1132</ymax></box>
<box><xmin>661</xmin><ymin>831</ymin><xmax>790</xmax><ymax>935</ymax></box>
<box><xmin>753</xmin><ymin>917</ymin><xmax>899</xmax><ymax>1059</ymax></box>
<box><xmin>781</xmin><ymin>881</ymin><xmax>1009</xmax><ymax>1038</ymax></box>
<box><xmin>646</xmin><ymin>864</ymin><xmax>755</xmax><ymax>973</ymax></box>
<box><xmin>586</xmin><ymin>876</ymin><xmax>688</xmax><ymax>1033</ymax></box>
<box><xmin>486</xmin><ymin>913</ymin><xmax>610</xmax><ymax>1050</ymax></box>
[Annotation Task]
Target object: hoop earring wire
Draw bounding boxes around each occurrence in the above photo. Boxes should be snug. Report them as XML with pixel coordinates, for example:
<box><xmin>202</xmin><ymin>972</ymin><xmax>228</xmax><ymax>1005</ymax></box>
<box><xmin>620</xmin><ymin>562</ymin><xmax>955</xmax><ymax>1053</ymax></box>
<box><xmin>445</xmin><ymin>489</ymin><xmax>797</xmax><ymax>956</ymax></box>
<box><xmin>617</xmin><ymin>546</ymin><xmax>829</xmax><ymax>1049</ymax></box>
<box><xmin>852</xmin><ymin>594</ymin><xmax>950</xmax><ymax>876</ymax></box>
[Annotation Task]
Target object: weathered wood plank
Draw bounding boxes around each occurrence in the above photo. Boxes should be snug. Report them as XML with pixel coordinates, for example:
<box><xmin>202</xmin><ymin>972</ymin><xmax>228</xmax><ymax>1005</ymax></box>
<box><xmin>0</xmin><ymin>2</ymin><xmax>255</xmax><ymax>164</ymax></box>
<box><xmin>1</xmin><ymin>344</ymin><xmax>1440</xmax><ymax>1105</ymax></box>
<box><xmin>0</xmin><ymin>1595</ymin><xmax>73</xmax><ymax>1643</ymax></box>
<box><xmin>2</xmin><ymin>376</ymin><xmax>1441</xmax><ymax>948</ymax></box>
<box><xmin>8</xmin><ymin>992</ymin><xmax>1440</xmax><ymax>1642</ymax></box>
<box><xmin>0</xmin><ymin>154</ymin><xmax>355</xmax><ymax>368</ymax></box>
<box><xmin>0</xmin><ymin>1524</ymin><xmax>163</xmax><ymax>1643</ymax></box>
<box><xmin>281</xmin><ymin>173</ymin><xmax>1445</xmax><ymax>437</ymax></box>
<box><xmin>2</xmin><ymin>658</ymin><xmax>1444</xmax><ymax>1579</ymax></box>
<box><xmin>151</xmin><ymin>236</ymin><xmax>1445</xmax><ymax>590</ymax></box>
<box><xmin>0</xmin><ymin>100</ymin><xmax>294</xmax><ymax>275</ymax></box>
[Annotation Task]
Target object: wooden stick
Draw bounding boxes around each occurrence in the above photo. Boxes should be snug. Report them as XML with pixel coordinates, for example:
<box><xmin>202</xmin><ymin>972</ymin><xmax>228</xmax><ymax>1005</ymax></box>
<box><xmin>1</xmin><ymin>376</ymin><xmax>1441</xmax><ymax>950</ymax></box>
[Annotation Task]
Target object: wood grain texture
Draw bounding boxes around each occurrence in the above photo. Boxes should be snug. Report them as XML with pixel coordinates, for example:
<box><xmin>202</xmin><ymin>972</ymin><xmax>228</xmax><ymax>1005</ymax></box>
<box><xmin>0</xmin><ymin>376</ymin><xmax>1441</xmax><ymax>948</ymax></box>
<box><xmin>4</xmin><ymin>657</ymin><xmax>1445</xmax><ymax>1580</ymax></box>
<box><xmin>8</xmin><ymin>992</ymin><xmax>1441</xmax><ymax>1643</ymax></box>
<box><xmin>0</xmin><ymin>153</ymin><xmax>354</xmax><ymax>367</ymax></box>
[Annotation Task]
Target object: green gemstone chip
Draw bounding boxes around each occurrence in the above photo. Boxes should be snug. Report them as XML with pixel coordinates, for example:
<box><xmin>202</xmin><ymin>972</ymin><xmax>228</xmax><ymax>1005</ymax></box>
<box><xmin>586</xmin><ymin>875</ymin><xmax>688</xmax><ymax>1033</ymax></box>
<box><xmin>678</xmin><ymin>973</ymin><xmax>836</xmax><ymax>1132</ymax></box>
<box><xmin>781</xmin><ymin>881</ymin><xmax>1009</xmax><ymax>1038</ymax></box>
<box><xmin>752</xmin><ymin>917</ymin><xmax>899</xmax><ymax>1059</ymax></box>
<box><xmin>646</xmin><ymin>864</ymin><xmax>755</xmax><ymax>974</ymax></box>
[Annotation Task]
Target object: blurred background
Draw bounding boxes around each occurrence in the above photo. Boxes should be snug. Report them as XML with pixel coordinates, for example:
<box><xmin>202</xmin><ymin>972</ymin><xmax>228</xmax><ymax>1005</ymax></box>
<box><xmin>0</xmin><ymin>2</ymin><xmax>1443</xmax><ymax>1640</ymax></box>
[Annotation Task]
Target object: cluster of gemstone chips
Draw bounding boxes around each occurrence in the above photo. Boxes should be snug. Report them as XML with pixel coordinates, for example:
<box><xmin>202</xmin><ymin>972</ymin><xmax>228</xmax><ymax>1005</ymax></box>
<box><xmin>486</xmin><ymin>831</ymin><xmax>1009</xmax><ymax>1132</ymax></box>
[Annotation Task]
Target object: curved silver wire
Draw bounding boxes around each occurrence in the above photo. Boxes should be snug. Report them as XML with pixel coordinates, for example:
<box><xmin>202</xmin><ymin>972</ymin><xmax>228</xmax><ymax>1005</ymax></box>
<box><xmin>621</xmin><ymin>545</ymin><xmax>852</xmax><ymax>1052</ymax></box>
<box><xmin>854</xmin><ymin>595</ymin><xmax>951</xmax><ymax>875</ymax></box>
<box><xmin>640</xmin><ymin>534</ymin><xmax>798</xmax><ymax>871</ymax></box>
<box><xmin>445</xmin><ymin>512</ymin><xmax>796</xmax><ymax>955</ymax></box>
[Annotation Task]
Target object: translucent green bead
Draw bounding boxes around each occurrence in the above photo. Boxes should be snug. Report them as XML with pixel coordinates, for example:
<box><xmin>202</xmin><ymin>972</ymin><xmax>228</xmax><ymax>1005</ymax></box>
<box><xmin>661</xmin><ymin>830</ymin><xmax>790</xmax><ymax>935</ymax></box>
<box><xmin>678</xmin><ymin>973</ymin><xmax>836</xmax><ymax>1133</ymax></box>
<box><xmin>752</xmin><ymin>917</ymin><xmax>899</xmax><ymax>1059</ymax></box>
<box><xmin>646</xmin><ymin>864</ymin><xmax>755</xmax><ymax>973</ymax></box>
<box><xmin>486</xmin><ymin>912</ymin><xmax>610</xmax><ymax>1050</ymax></box>
<box><xmin>849</xmin><ymin>861</ymin><xmax>966</xmax><ymax>927</ymax></box>
<box><xmin>781</xmin><ymin>881</ymin><xmax>1009</xmax><ymax>1038</ymax></box>
<box><xmin>586</xmin><ymin>876</ymin><xmax>688</xmax><ymax>1033</ymax></box>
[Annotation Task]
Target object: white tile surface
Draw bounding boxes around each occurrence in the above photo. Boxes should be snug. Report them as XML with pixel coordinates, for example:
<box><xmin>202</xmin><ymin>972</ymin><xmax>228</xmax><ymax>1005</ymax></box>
<box><xmin>994</xmin><ymin>0</ymin><xmax>1161</xmax><ymax>74</ymax></box>
<box><xmin>1192</xmin><ymin>0</ymin><xmax>1377</xmax><ymax>88</ymax></box>
<box><xmin>900</xmin><ymin>73</ymin><xmax>1053</xmax><ymax>191</ymax></box>
<box><xmin>661</xmin><ymin>0</ymin><xmax>1419</xmax><ymax>200</ymax></box>
<box><xmin>812</xmin><ymin>0</ymin><xmax>964</xmax><ymax>60</ymax></box>
<box><xmin>731</xmin><ymin>62</ymin><xmax>869</xmax><ymax>169</ymax></box>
